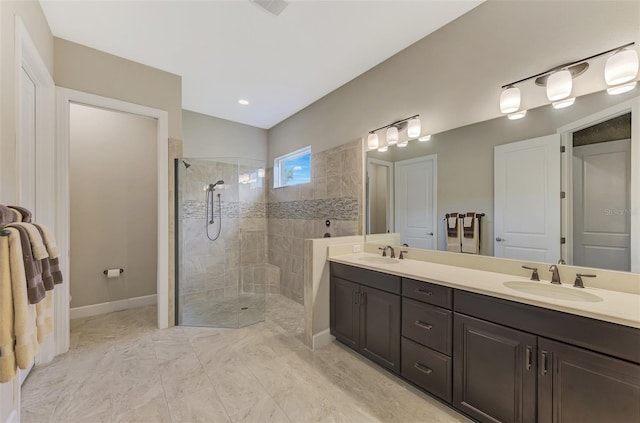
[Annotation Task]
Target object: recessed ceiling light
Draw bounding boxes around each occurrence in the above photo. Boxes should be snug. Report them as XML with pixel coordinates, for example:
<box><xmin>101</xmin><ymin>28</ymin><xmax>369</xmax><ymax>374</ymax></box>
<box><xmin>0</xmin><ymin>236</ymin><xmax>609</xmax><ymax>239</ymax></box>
<box><xmin>238</xmin><ymin>99</ymin><xmax>250</xmax><ymax>105</ymax></box>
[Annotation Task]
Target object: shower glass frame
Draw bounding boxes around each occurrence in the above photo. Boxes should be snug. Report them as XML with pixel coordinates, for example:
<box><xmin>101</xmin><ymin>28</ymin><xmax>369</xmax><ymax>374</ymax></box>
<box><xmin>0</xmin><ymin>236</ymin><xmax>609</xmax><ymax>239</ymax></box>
<box><xmin>176</xmin><ymin>157</ymin><xmax>267</xmax><ymax>328</ymax></box>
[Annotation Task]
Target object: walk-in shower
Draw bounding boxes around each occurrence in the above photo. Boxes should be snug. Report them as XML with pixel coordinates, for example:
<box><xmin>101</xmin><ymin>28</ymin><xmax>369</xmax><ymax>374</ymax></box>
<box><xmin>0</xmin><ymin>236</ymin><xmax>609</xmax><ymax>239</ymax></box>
<box><xmin>176</xmin><ymin>158</ymin><xmax>267</xmax><ymax>328</ymax></box>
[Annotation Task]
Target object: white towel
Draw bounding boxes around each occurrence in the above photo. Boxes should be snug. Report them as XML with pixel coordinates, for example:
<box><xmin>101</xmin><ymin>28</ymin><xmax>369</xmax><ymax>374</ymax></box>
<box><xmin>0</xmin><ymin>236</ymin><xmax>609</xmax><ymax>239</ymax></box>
<box><xmin>461</xmin><ymin>217</ymin><xmax>480</xmax><ymax>254</ymax></box>
<box><xmin>446</xmin><ymin>217</ymin><xmax>462</xmax><ymax>252</ymax></box>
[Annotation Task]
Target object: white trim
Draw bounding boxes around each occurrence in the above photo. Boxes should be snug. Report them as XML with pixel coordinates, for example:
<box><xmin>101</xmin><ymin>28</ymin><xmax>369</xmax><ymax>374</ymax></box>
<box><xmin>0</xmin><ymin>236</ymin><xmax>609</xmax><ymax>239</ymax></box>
<box><xmin>557</xmin><ymin>96</ymin><xmax>639</xmax><ymax>272</ymax></box>
<box><xmin>70</xmin><ymin>294</ymin><xmax>158</xmax><ymax>320</ymax></box>
<box><xmin>6</xmin><ymin>410</ymin><xmax>18</xmax><ymax>423</ymax></box>
<box><xmin>56</xmin><ymin>88</ymin><xmax>170</xmax><ymax>344</ymax></box>
<box><xmin>312</xmin><ymin>328</ymin><xmax>335</xmax><ymax>350</ymax></box>
<box><xmin>366</xmin><ymin>158</ymin><xmax>394</xmax><ymax>234</ymax></box>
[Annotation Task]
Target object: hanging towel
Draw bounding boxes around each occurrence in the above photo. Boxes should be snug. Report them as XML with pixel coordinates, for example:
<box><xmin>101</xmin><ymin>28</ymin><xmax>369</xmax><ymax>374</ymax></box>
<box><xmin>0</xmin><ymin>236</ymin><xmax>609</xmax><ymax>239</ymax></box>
<box><xmin>5</xmin><ymin>228</ymin><xmax>39</xmax><ymax>370</ymax></box>
<box><xmin>34</xmin><ymin>226</ymin><xmax>54</xmax><ymax>290</ymax></box>
<box><xmin>9</xmin><ymin>206</ymin><xmax>32</xmax><ymax>223</ymax></box>
<box><xmin>35</xmin><ymin>291</ymin><xmax>54</xmax><ymax>344</ymax></box>
<box><xmin>8</xmin><ymin>225</ymin><xmax>46</xmax><ymax>304</ymax></box>
<box><xmin>6</xmin><ymin>222</ymin><xmax>48</xmax><ymax>260</ymax></box>
<box><xmin>0</xmin><ymin>205</ymin><xmax>17</xmax><ymax>227</ymax></box>
<box><xmin>461</xmin><ymin>213</ymin><xmax>480</xmax><ymax>254</ymax></box>
<box><xmin>445</xmin><ymin>213</ymin><xmax>462</xmax><ymax>253</ymax></box>
<box><xmin>0</xmin><ymin>235</ymin><xmax>17</xmax><ymax>383</ymax></box>
<box><xmin>33</xmin><ymin>223</ymin><xmax>62</xmax><ymax>285</ymax></box>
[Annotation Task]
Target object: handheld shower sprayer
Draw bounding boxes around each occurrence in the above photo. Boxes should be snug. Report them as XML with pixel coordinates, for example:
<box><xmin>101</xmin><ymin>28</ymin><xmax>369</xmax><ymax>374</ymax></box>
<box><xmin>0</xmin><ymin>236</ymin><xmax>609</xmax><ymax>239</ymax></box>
<box><xmin>204</xmin><ymin>180</ymin><xmax>225</xmax><ymax>241</ymax></box>
<box><xmin>203</xmin><ymin>180</ymin><xmax>225</xmax><ymax>192</ymax></box>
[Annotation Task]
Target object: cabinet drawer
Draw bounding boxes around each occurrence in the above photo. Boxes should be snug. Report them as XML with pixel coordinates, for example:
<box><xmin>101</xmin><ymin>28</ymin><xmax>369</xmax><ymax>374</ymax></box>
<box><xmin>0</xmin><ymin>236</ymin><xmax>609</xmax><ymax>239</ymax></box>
<box><xmin>401</xmin><ymin>337</ymin><xmax>452</xmax><ymax>403</ymax></box>
<box><xmin>402</xmin><ymin>298</ymin><xmax>452</xmax><ymax>355</ymax></box>
<box><xmin>331</xmin><ymin>262</ymin><xmax>400</xmax><ymax>294</ymax></box>
<box><xmin>402</xmin><ymin>278</ymin><xmax>452</xmax><ymax>309</ymax></box>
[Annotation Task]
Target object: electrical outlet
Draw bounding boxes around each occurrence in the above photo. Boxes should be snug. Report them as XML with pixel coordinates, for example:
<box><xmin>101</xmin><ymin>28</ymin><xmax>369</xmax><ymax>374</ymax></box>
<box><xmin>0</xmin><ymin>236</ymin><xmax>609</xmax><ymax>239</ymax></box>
<box><xmin>352</xmin><ymin>244</ymin><xmax>361</xmax><ymax>253</ymax></box>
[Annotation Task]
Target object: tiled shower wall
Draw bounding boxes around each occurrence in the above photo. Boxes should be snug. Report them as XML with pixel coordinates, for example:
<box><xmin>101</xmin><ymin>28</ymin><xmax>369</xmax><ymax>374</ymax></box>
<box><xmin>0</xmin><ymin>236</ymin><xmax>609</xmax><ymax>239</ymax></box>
<box><xmin>179</xmin><ymin>160</ymin><xmax>269</xmax><ymax>323</ymax></box>
<box><xmin>267</xmin><ymin>139</ymin><xmax>364</xmax><ymax>304</ymax></box>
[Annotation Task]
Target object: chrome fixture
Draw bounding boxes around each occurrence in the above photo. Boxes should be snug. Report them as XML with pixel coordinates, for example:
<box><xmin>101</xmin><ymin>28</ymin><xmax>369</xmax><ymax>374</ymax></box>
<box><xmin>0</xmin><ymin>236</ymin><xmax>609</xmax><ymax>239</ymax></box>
<box><xmin>499</xmin><ymin>42</ymin><xmax>638</xmax><ymax>118</ymax></box>
<box><xmin>557</xmin><ymin>259</ymin><xmax>566</xmax><ymax>265</ymax></box>
<box><xmin>182</xmin><ymin>160</ymin><xmax>191</xmax><ymax>169</ymax></box>
<box><xmin>204</xmin><ymin>180</ymin><xmax>225</xmax><ymax>241</ymax></box>
<box><xmin>574</xmin><ymin>273</ymin><xmax>596</xmax><ymax>288</ymax></box>
<box><xmin>386</xmin><ymin>246</ymin><xmax>396</xmax><ymax>259</ymax></box>
<box><xmin>378</xmin><ymin>246</ymin><xmax>388</xmax><ymax>257</ymax></box>
<box><xmin>522</xmin><ymin>265</ymin><xmax>540</xmax><ymax>281</ymax></box>
<box><xmin>399</xmin><ymin>250</ymin><xmax>408</xmax><ymax>260</ymax></box>
<box><xmin>367</xmin><ymin>114</ymin><xmax>429</xmax><ymax>152</ymax></box>
<box><xmin>548</xmin><ymin>265</ymin><xmax>561</xmax><ymax>285</ymax></box>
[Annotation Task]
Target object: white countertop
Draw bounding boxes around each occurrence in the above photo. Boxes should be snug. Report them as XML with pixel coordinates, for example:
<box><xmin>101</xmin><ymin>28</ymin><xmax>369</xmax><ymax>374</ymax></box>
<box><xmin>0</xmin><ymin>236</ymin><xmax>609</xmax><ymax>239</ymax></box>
<box><xmin>329</xmin><ymin>252</ymin><xmax>640</xmax><ymax>329</ymax></box>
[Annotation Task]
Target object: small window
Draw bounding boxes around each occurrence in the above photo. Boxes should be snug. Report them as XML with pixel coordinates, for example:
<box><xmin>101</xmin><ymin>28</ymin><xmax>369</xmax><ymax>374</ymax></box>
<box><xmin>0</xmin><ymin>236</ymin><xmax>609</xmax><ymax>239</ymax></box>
<box><xmin>273</xmin><ymin>146</ymin><xmax>311</xmax><ymax>188</ymax></box>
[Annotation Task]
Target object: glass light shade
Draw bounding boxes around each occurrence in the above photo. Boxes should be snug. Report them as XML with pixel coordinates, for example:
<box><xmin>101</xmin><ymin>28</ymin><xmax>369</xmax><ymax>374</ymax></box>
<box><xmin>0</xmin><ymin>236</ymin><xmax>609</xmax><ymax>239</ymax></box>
<box><xmin>507</xmin><ymin>110</ymin><xmax>527</xmax><ymax>120</ymax></box>
<box><xmin>377</xmin><ymin>145</ymin><xmax>388</xmax><ymax>152</ymax></box>
<box><xmin>397</xmin><ymin>140</ymin><xmax>408</xmax><ymax>148</ymax></box>
<box><xmin>386</xmin><ymin>126</ymin><xmax>399</xmax><ymax>145</ymax></box>
<box><xmin>257</xmin><ymin>168</ymin><xmax>265</xmax><ymax>178</ymax></box>
<box><xmin>605</xmin><ymin>49</ymin><xmax>639</xmax><ymax>86</ymax></box>
<box><xmin>407</xmin><ymin>117</ymin><xmax>421</xmax><ymax>138</ymax></box>
<box><xmin>418</xmin><ymin>134</ymin><xmax>431</xmax><ymax>142</ymax></box>
<box><xmin>552</xmin><ymin>97</ymin><xmax>575</xmax><ymax>109</ymax></box>
<box><xmin>607</xmin><ymin>81</ymin><xmax>637</xmax><ymax>95</ymax></box>
<box><xmin>500</xmin><ymin>87</ymin><xmax>521</xmax><ymax>113</ymax></box>
<box><xmin>546</xmin><ymin>70</ymin><xmax>572</xmax><ymax>101</ymax></box>
<box><xmin>367</xmin><ymin>133</ymin><xmax>379</xmax><ymax>149</ymax></box>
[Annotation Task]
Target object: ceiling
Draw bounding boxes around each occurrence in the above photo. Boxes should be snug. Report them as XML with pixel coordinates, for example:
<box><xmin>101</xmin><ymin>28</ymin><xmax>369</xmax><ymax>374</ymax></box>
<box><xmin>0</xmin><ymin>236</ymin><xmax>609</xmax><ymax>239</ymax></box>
<box><xmin>40</xmin><ymin>0</ymin><xmax>483</xmax><ymax>129</ymax></box>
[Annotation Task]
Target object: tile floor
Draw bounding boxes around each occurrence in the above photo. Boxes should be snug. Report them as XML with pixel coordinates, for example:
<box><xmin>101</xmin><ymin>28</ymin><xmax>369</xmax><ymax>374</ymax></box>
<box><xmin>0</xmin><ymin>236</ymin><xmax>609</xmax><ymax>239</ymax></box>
<box><xmin>21</xmin><ymin>294</ymin><xmax>469</xmax><ymax>423</ymax></box>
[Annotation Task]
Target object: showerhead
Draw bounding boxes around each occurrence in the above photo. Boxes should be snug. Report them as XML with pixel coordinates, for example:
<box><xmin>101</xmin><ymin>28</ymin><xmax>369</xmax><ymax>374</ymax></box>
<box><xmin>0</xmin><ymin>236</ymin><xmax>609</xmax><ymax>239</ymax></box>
<box><xmin>213</xmin><ymin>180</ymin><xmax>224</xmax><ymax>187</ymax></box>
<box><xmin>182</xmin><ymin>160</ymin><xmax>191</xmax><ymax>169</ymax></box>
<box><xmin>203</xmin><ymin>180</ymin><xmax>225</xmax><ymax>192</ymax></box>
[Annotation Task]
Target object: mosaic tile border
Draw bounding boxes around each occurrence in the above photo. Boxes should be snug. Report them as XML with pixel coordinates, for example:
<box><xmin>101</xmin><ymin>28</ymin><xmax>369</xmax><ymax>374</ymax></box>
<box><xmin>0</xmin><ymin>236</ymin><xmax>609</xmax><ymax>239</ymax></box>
<box><xmin>183</xmin><ymin>200</ymin><xmax>266</xmax><ymax>219</ymax></box>
<box><xmin>267</xmin><ymin>197</ymin><xmax>358</xmax><ymax>220</ymax></box>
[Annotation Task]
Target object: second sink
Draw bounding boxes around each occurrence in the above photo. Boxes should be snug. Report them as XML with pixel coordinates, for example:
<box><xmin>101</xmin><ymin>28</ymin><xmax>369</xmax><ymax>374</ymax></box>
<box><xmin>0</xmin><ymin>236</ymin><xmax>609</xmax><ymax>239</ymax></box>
<box><xmin>503</xmin><ymin>281</ymin><xmax>603</xmax><ymax>302</ymax></box>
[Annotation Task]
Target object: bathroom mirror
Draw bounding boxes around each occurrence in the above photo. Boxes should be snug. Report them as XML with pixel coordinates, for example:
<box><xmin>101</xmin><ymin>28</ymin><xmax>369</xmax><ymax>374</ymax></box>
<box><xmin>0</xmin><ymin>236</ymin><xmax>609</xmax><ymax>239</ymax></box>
<box><xmin>365</xmin><ymin>89</ymin><xmax>639</xmax><ymax>273</ymax></box>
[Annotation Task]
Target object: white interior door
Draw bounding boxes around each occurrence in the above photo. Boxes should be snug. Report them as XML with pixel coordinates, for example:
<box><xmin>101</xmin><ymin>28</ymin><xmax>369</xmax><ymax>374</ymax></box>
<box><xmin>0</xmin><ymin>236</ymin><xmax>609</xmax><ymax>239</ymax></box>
<box><xmin>18</xmin><ymin>68</ymin><xmax>37</xmax><ymax>214</ymax></box>
<box><xmin>494</xmin><ymin>134</ymin><xmax>560</xmax><ymax>262</ymax></box>
<box><xmin>395</xmin><ymin>155</ymin><xmax>437</xmax><ymax>249</ymax></box>
<box><xmin>573</xmin><ymin>139</ymin><xmax>631</xmax><ymax>271</ymax></box>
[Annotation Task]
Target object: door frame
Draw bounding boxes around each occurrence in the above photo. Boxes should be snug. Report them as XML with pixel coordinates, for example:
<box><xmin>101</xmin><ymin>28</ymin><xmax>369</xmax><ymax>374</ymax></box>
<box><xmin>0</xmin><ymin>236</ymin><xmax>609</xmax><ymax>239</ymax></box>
<box><xmin>55</xmin><ymin>88</ymin><xmax>169</xmax><ymax>356</ymax></box>
<box><xmin>394</xmin><ymin>154</ymin><xmax>438</xmax><ymax>249</ymax></box>
<box><xmin>557</xmin><ymin>96</ymin><xmax>639</xmax><ymax>272</ymax></box>
<box><xmin>366</xmin><ymin>158</ymin><xmax>394</xmax><ymax>234</ymax></box>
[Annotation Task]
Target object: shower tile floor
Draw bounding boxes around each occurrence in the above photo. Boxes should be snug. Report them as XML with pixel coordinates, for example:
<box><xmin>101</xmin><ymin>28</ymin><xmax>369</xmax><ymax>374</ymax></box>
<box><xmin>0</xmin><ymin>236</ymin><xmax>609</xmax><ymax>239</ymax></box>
<box><xmin>180</xmin><ymin>293</ymin><xmax>266</xmax><ymax>328</ymax></box>
<box><xmin>21</xmin><ymin>294</ymin><xmax>468</xmax><ymax>423</ymax></box>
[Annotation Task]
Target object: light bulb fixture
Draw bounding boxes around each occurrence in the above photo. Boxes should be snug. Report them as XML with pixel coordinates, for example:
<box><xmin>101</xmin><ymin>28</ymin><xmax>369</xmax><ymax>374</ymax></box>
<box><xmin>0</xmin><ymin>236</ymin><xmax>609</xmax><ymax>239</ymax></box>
<box><xmin>386</xmin><ymin>126</ymin><xmax>399</xmax><ymax>145</ymax></box>
<box><xmin>418</xmin><ymin>134</ymin><xmax>431</xmax><ymax>142</ymax></box>
<box><xmin>257</xmin><ymin>168</ymin><xmax>265</xmax><ymax>178</ymax></box>
<box><xmin>499</xmin><ymin>42</ymin><xmax>635</xmax><ymax>119</ymax></box>
<box><xmin>366</xmin><ymin>114</ymin><xmax>420</xmax><ymax>151</ymax></box>
<box><xmin>407</xmin><ymin>117</ymin><xmax>421</xmax><ymax>138</ymax></box>
<box><xmin>367</xmin><ymin>133</ymin><xmax>379</xmax><ymax>150</ymax></box>
<box><xmin>605</xmin><ymin>48</ymin><xmax>639</xmax><ymax>86</ymax></box>
<box><xmin>546</xmin><ymin>70</ymin><xmax>573</xmax><ymax>101</ymax></box>
<box><xmin>508</xmin><ymin>110</ymin><xmax>527</xmax><ymax>120</ymax></box>
<box><xmin>607</xmin><ymin>81</ymin><xmax>637</xmax><ymax>95</ymax></box>
<box><xmin>238</xmin><ymin>99</ymin><xmax>250</xmax><ymax>105</ymax></box>
<box><xmin>552</xmin><ymin>97</ymin><xmax>575</xmax><ymax>109</ymax></box>
<box><xmin>499</xmin><ymin>86</ymin><xmax>521</xmax><ymax>113</ymax></box>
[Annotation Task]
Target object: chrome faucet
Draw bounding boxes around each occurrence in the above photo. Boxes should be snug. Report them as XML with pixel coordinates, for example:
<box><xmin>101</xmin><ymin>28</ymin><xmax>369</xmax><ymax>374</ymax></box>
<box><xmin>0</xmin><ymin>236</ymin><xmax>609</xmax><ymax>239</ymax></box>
<box><xmin>522</xmin><ymin>266</ymin><xmax>540</xmax><ymax>281</ymax></box>
<box><xmin>399</xmin><ymin>250</ymin><xmax>408</xmax><ymax>260</ymax></box>
<box><xmin>386</xmin><ymin>245</ymin><xmax>396</xmax><ymax>259</ymax></box>
<box><xmin>548</xmin><ymin>265</ymin><xmax>561</xmax><ymax>285</ymax></box>
<box><xmin>378</xmin><ymin>246</ymin><xmax>388</xmax><ymax>257</ymax></box>
<box><xmin>574</xmin><ymin>273</ymin><xmax>596</xmax><ymax>288</ymax></box>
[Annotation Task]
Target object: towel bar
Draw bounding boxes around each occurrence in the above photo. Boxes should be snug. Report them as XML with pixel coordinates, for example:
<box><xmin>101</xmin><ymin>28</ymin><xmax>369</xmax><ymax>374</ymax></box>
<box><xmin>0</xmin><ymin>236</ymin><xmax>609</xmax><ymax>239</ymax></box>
<box><xmin>0</xmin><ymin>229</ymin><xmax>10</xmax><ymax>237</ymax></box>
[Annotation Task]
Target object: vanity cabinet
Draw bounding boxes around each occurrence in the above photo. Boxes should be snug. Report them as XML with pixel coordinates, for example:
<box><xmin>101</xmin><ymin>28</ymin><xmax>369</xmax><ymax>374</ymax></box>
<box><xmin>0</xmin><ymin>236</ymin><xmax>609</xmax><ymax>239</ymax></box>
<box><xmin>330</xmin><ymin>263</ymin><xmax>401</xmax><ymax>373</ymax></box>
<box><xmin>453</xmin><ymin>313</ymin><xmax>537</xmax><ymax>423</ymax></box>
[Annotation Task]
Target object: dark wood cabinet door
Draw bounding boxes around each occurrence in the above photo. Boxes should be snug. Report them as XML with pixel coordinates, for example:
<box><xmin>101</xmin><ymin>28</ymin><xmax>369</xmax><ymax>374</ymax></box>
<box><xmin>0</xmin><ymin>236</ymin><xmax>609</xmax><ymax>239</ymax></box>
<box><xmin>538</xmin><ymin>337</ymin><xmax>640</xmax><ymax>423</ymax></box>
<box><xmin>330</xmin><ymin>277</ymin><xmax>360</xmax><ymax>350</ymax></box>
<box><xmin>454</xmin><ymin>313</ymin><xmax>537</xmax><ymax>423</ymax></box>
<box><xmin>359</xmin><ymin>285</ymin><xmax>401</xmax><ymax>373</ymax></box>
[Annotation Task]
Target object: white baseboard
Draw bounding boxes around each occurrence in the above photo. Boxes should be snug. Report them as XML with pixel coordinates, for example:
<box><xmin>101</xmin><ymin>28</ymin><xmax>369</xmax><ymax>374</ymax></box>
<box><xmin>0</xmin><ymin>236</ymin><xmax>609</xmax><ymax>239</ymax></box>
<box><xmin>70</xmin><ymin>294</ymin><xmax>157</xmax><ymax>320</ymax></box>
<box><xmin>312</xmin><ymin>329</ymin><xmax>335</xmax><ymax>350</ymax></box>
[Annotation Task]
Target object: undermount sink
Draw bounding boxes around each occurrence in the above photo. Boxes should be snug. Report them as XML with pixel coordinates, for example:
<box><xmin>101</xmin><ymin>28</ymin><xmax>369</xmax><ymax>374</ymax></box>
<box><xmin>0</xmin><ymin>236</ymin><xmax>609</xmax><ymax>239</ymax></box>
<box><xmin>503</xmin><ymin>281</ymin><xmax>603</xmax><ymax>303</ymax></box>
<box><xmin>358</xmin><ymin>256</ymin><xmax>401</xmax><ymax>265</ymax></box>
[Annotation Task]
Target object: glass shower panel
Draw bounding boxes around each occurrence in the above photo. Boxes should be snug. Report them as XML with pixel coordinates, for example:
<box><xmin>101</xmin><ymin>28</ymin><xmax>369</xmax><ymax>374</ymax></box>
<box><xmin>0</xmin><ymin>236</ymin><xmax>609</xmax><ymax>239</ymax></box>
<box><xmin>176</xmin><ymin>157</ymin><xmax>266</xmax><ymax>328</ymax></box>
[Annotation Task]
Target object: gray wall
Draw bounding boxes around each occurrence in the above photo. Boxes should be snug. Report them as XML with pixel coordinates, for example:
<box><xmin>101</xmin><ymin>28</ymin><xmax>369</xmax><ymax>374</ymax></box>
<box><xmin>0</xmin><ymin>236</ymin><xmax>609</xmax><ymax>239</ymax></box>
<box><xmin>267</xmin><ymin>1</ymin><xmax>639</xmax><ymax>162</ymax></box>
<box><xmin>54</xmin><ymin>38</ymin><xmax>182</xmax><ymax>140</ymax></box>
<box><xmin>182</xmin><ymin>110</ymin><xmax>267</xmax><ymax>161</ymax></box>
<box><xmin>69</xmin><ymin>104</ymin><xmax>157</xmax><ymax>308</ymax></box>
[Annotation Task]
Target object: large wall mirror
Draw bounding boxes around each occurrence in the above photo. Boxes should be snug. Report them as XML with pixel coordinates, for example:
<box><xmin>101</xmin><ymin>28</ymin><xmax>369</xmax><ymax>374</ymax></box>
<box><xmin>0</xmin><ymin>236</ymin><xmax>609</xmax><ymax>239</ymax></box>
<box><xmin>365</xmin><ymin>89</ymin><xmax>639</xmax><ymax>273</ymax></box>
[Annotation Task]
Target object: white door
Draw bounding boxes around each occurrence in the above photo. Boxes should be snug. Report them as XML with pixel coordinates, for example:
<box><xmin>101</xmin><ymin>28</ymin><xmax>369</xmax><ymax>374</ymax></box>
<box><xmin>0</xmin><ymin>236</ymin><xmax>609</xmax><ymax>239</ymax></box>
<box><xmin>573</xmin><ymin>139</ymin><xmax>631</xmax><ymax>271</ymax></box>
<box><xmin>395</xmin><ymin>155</ymin><xmax>437</xmax><ymax>249</ymax></box>
<box><xmin>18</xmin><ymin>68</ymin><xmax>37</xmax><ymax>214</ymax></box>
<box><xmin>494</xmin><ymin>134</ymin><xmax>561</xmax><ymax>262</ymax></box>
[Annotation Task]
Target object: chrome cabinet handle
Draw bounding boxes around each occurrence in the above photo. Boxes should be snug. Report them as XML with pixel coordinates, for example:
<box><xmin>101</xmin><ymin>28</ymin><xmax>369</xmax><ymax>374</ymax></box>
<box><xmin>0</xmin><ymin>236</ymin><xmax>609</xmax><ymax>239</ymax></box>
<box><xmin>414</xmin><ymin>363</ymin><xmax>433</xmax><ymax>375</ymax></box>
<box><xmin>427</xmin><ymin>232</ymin><xmax>434</xmax><ymax>236</ymax></box>
<box><xmin>414</xmin><ymin>320</ymin><xmax>433</xmax><ymax>330</ymax></box>
<box><xmin>541</xmin><ymin>350</ymin><xmax>548</xmax><ymax>376</ymax></box>
<box><xmin>496</xmin><ymin>237</ymin><xmax>506</xmax><ymax>242</ymax></box>
<box><xmin>526</xmin><ymin>346</ymin><xmax>532</xmax><ymax>371</ymax></box>
<box><xmin>414</xmin><ymin>289</ymin><xmax>433</xmax><ymax>296</ymax></box>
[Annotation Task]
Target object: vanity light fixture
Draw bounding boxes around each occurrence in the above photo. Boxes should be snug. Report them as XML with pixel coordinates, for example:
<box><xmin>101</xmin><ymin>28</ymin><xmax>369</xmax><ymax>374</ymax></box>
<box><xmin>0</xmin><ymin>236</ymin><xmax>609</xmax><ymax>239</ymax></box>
<box><xmin>367</xmin><ymin>114</ymin><xmax>421</xmax><ymax>152</ymax></box>
<box><xmin>418</xmin><ymin>134</ymin><xmax>432</xmax><ymax>142</ymax></box>
<box><xmin>499</xmin><ymin>42</ymin><xmax>637</xmax><ymax>118</ymax></box>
